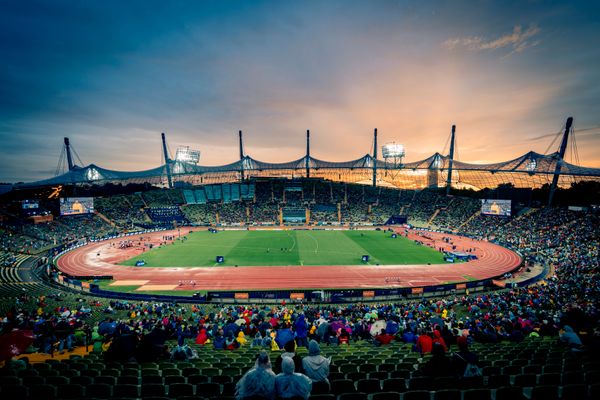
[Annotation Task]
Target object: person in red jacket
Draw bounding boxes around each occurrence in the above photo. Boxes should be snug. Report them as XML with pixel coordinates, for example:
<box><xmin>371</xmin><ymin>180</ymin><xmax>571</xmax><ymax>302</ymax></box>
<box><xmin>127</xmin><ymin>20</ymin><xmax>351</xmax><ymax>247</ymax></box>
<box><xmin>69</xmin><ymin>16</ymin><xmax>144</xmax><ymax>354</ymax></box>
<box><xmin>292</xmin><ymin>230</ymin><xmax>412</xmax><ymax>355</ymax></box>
<box><xmin>195</xmin><ymin>328</ymin><xmax>209</xmax><ymax>345</ymax></box>
<box><xmin>415</xmin><ymin>330</ymin><xmax>433</xmax><ymax>354</ymax></box>
<box><xmin>432</xmin><ymin>329</ymin><xmax>448</xmax><ymax>352</ymax></box>
<box><xmin>374</xmin><ymin>329</ymin><xmax>395</xmax><ymax>346</ymax></box>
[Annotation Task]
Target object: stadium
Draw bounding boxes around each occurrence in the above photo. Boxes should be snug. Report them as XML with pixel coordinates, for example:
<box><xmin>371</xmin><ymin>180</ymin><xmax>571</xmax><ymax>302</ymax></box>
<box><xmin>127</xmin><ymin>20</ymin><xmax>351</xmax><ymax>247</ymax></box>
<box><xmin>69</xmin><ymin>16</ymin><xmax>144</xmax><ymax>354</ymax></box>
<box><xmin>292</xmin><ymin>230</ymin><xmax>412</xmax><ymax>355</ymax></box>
<box><xmin>1</xmin><ymin>115</ymin><xmax>599</xmax><ymax>399</ymax></box>
<box><xmin>1</xmin><ymin>1</ymin><xmax>600</xmax><ymax>397</ymax></box>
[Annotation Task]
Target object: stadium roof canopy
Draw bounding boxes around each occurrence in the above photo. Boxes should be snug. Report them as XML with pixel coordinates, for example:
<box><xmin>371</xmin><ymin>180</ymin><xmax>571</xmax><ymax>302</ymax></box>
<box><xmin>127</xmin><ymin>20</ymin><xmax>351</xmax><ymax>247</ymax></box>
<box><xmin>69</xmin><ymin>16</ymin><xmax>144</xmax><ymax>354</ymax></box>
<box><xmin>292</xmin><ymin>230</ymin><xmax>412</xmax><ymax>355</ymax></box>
<box><xmin>14</xmin><ymin>150</ymin><xmax>600</xmax><ymax>190</ymax></box>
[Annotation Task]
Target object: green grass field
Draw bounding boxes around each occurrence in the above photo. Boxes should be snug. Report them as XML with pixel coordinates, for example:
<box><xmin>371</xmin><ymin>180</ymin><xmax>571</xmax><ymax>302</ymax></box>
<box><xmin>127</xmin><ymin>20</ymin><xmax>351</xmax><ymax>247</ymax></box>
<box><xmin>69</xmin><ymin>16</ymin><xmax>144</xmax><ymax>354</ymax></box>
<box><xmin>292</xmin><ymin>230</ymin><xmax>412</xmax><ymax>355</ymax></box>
<box><xmin>121</xmin><ymin>229</ymin><xmax>446</xmax><ymax>267</ymax></box>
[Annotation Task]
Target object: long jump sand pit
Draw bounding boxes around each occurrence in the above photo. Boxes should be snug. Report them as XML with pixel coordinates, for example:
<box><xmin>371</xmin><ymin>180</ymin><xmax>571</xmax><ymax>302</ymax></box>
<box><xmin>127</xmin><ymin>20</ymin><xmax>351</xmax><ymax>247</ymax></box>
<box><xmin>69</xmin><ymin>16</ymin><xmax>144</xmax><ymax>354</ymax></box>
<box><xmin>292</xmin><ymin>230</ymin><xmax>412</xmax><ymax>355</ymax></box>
<box><xmin>56</xmin><ymin>227</ymin><xmax>522</xmax><ymax>292</ymax></box>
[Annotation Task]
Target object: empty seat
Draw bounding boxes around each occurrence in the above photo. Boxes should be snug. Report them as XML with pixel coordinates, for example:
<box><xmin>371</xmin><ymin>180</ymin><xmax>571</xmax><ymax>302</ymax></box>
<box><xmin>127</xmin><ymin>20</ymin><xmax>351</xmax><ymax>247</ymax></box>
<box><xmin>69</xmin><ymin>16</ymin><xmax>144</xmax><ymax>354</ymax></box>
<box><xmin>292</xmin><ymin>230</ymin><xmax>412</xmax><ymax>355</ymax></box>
<box><xmin>338</xmin><ymin>393</ymin><xmax>368</xmax><ymax>400</ymax></box>
<box><xmin>309</xmin><ymin>395</ymin><xmax>335</xmax><ymax>400</ymax></box>
<box><xmin>46</xmin><ymin>376</ymin><xmax>69</xmax><ymax>386</ymax></box>
<box><xmin>86</xmin><ymin>383</ymin><xmax>112</xmax><ymax>398</ymax></box>
<box><xmin>168</xmin><ymin>383</ymin><xmax>194</xmax><ymax>397</ymax></box>
<box><xmin>371</xmin><ymin>392</ymin><xmax>401</xmax><ymax>400</ymax></box>
<box><xmin>495</xmin><ymin>386</ymin><xmax>526</xmax><ymax>400</ymax></box>
<box><xmin>530</xmin><ymin>385</ymin><xmax>559</xmax><ymax>400</ymax></box>
<box><xmin>30</xmin><ymin>384</ymin><xmax>57</xmax><ymax>400</ymax></box>
<box><xmin>561</xmin><ymin>371</ymin><xmax>584</xmax><ymax>385</ymax></box>
<box><xmin>187</xmin><ymin>374</ymin><xmax>209</xmax><ymax>384</ymax></box>
<box><xmin>141</xmin><ymin>383</ymin><xmax>166</xmax><ymax>398</ymax></box>
<box><xmin>536</xmin><ymin>372</ymin><xmax>559</xmax><ymax>385</ymax></box>
<box><xmin>165</xmin><ymin>375</ymin><xmax>186</xmax><ymax>385</ymax></box>
<box><xmin>486</xmin><ymin>374</ymin><xmax>510</xmax><ymax>388</ymax></box>
<box><xmin>200</xmin><ymin>367</ymin><xmax>220</xmax><ymax>377</ymax></box>
<box><xmin>382</xmin><ymin>378</ymin><xmax>406</xmax><ymax>392</ymax></box>
<box><xmin>310</xmin><ymin>380</ymin><xmax>331</xmax><ymax>395</ymax></box>
<box><xmin>0</xmin><ymin>376</ymin><xmax>21</xmax><ymax>386</ymax></box>
<box><xmin>356</xmin><ymin>379</ymin><xmax>381</xmax><ymax>393</ymax></box>
<box><xmin>513</xmin><ymin>373</ymin><xmax>537</xmax><ymax>387</ymax></box>
<box><xmin>142</xmin><ymin>375</ymin><xmax>163</xmax><ymax>384</ymax></box>
<box><xmin>560</xmin><ymin>384</ymin><xmax>587</xmax><ymax>400</ymax></box>
<box><xmin>433</xmin><ymin>389</ymin><xmax>461</xmax><ymax>400</ymax></box>
<box><xmin>95</xmin><ymin>375</ymin><xmax>117</xmax><ymax>386</ymax></box>
<box><xmin>408</xmin><ymin>377</ymin><xmax>432</xmax><ymax>391</ymax></box>
<box><xmin>402</xmin><ymin>390</ymin><xmax>431</xmax><ymax>400</ymax></box>
<box><xmin>463</xmin><ymin>388</ymin><xmax>492</xmax><ymax>400</ymax></box>
<box><xmin>162</xmin><ymin>368</ymin><xmax>181</xmax><ymax>376</ymax></box>
<box><xmin>182</xmin><ymin>367</ymin><xmax>200</xmax><ymax>377</ymax></box>
<box><xmin>113</xmin><ymin>384</ymin><xmax>140</xmax><ymax>398</ymax></box>
<box><xmin>378</xmin><ymin>363</ymin><xmax>396</xmax><ymax>372</ymax></box>
<box><xmin>196</xmin><ymin>382</ymin><xmax>221</xmax><ymax>398</ymax></box>
<box><xmin>331</xmin><ymin>379</ymin><xmax>357</xmax><ymax>395</ymax></box>
<box><xmin>57</xmin><ymin>383</ymin><xmax>85</xmax><ymax>399</ymax></box>
<box><xmin>211</xmin><ymin>375</ymin><xmax>232</xmax><ymax>385</ymax></box>
<box><xmin>22</xmin><ymin>375</ymin><xmax>45</xmax><ymax>386</ymax></box>
<box><xmin>0</xmin><ymin>385</ymin><xmax>28</xmax><ymax>398</ymax></box>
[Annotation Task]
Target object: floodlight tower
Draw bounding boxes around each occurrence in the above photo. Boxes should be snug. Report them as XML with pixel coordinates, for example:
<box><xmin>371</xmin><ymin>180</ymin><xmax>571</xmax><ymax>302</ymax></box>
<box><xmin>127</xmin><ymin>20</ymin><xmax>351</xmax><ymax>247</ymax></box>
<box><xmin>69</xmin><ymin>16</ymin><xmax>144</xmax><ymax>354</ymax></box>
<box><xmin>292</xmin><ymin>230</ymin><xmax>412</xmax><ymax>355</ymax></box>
<box><xmin>64</xmin><ymin>137</ymin><xmax>75</xmax><ymax>171</ymax></box>
<box><xmin>239</xmin><ymin>130</ymin><xmax>245</xmax><ymax>181</ymax></box>
<box><xmin>382</xmin><ymin>143</ymin><xmax>406</xmax><ymax>178</ymax></box>
<box><xmin>161</xmin><ymin>132</ymin><xmax>173</xmax><ymax>189</ymax></box>
<box><xmin>306</xmin><ymin>130</ymin><xmax>310</xmax><ymax>178</ymax></box>
<box><xmin>445</xmin><ymin>125</ymin><xmax>456</xmax><ymax>196</ymax></box>
<box><xmin>372</xmin><ymin>128</ymin><xmax>378</xmax><ymax>188</ymax></box>
<box><xmin>548</xmin><ymin>117</ymin><xmax>573</xmax><ymax>206</ymax></box>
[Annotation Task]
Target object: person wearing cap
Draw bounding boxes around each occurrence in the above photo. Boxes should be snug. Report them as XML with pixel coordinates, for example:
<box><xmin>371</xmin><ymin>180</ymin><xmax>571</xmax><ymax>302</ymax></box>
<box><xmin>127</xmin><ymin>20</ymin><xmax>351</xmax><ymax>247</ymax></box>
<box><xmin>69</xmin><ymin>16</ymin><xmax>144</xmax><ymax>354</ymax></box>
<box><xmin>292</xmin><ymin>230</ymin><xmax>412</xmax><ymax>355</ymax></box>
<box><xmin>235</xmin><ymin>350</ymin><xmax>276</xmax><ymax>400</ymax></box>
<box><xmin>275</xmin><ymin>357</ymin><xmax>312</xmax><ymax>399</ymax></box>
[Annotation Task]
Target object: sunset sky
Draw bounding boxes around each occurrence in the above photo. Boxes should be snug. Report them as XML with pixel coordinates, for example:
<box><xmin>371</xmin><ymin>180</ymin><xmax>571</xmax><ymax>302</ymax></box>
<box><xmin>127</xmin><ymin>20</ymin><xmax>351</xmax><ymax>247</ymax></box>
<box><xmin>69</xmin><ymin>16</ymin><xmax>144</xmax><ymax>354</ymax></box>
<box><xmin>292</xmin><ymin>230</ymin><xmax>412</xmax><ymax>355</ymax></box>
<box><xmin>1</xmin><ymin>0</ymin><xmax>599</xmax><ymax>182</ymax></box>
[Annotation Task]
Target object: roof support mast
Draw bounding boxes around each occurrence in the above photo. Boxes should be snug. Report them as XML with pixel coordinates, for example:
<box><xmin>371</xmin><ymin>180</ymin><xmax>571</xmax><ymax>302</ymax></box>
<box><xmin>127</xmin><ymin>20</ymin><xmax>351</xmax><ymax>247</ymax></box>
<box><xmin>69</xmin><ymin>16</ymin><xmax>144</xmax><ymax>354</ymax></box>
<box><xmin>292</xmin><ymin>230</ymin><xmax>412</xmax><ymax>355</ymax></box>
<box><xmin>161</xmin><ymin>132</ymin><xmax>173</xmax><ymax>189</ymax></box>
<box><xmin>306</xmin><ymin>130</ymin><xmax>310</xmax><ymax>178</ymax></box>
<box><xmin>372</xmin><ymin>128</ymin><xmax>378</xmax><ymax>188</ymax></box>
<box><xmin>445</xmin><ymin>125</ymin><xmax>456</xmax><ymax>196</ymax></box>
<box><xmin>64</xmin><ymin>137</ymin><xmax>75</xmax><ymax>171</ymax></box>
<box><xmin>239</xmin><ymin>130</ymin><xmax>245</xmax><ymax>181</ymax></box>
<box><xmin>548</xmin><ymin>116</ymin><xmax>573</xmax><ymax>206</ymax></box>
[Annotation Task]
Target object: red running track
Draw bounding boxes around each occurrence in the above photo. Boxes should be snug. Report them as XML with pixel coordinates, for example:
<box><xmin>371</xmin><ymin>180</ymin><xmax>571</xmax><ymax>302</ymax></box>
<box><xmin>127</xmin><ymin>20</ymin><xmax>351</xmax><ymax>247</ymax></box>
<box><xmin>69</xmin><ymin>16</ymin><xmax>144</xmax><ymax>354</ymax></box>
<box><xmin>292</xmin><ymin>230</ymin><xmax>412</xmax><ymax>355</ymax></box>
<box><xmin>56</xmin><ymin>228</ymin><xmax>522</xmax><ymax>291</ymax></box>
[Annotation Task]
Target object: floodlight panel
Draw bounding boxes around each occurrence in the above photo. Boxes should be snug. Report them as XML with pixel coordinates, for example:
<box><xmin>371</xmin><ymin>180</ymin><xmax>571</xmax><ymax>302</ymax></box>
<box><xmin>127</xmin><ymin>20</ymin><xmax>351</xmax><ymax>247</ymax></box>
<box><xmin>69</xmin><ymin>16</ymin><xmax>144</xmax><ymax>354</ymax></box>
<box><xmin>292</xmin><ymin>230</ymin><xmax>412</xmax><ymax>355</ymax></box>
<box><xmin>175</xmin><ymin>146</ymin><xmax>201</xmax><ymax>164</ymax></box>
<box><xmin>382</xmin><ymin>143</ymin><xmax>405</xmax><ymax>158</ymax></box>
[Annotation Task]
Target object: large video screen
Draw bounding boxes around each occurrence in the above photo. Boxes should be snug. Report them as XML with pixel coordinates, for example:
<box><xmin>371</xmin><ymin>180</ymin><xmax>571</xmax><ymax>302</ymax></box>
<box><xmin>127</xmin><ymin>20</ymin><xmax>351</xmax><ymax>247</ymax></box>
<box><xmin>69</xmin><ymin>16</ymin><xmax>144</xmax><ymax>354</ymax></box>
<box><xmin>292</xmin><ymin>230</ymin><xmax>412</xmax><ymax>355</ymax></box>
<box><xmin>481</xmin><ymin>199</ymin><xmax>511</xmax><ymax>216</ymax></box>
<box><xmin>60</xmin><ymin>197</ymin><xmax>94</xmax><ymax>215</ymax></box>
<box><xmin>22</xmin><ymin>200</ymin><xmax>39</xmax><ymax>209</ymax></box>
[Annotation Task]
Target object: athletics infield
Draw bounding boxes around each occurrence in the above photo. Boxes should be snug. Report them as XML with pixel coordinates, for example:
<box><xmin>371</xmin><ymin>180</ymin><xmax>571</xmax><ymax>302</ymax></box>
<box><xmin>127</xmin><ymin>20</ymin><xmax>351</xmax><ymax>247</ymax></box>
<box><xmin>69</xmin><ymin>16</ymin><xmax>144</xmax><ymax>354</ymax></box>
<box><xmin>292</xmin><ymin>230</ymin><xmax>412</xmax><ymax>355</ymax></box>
<box><xmin>56</xmin><ymin>227</ymin><xmax>522</xmax><ymax>292</ymax></box>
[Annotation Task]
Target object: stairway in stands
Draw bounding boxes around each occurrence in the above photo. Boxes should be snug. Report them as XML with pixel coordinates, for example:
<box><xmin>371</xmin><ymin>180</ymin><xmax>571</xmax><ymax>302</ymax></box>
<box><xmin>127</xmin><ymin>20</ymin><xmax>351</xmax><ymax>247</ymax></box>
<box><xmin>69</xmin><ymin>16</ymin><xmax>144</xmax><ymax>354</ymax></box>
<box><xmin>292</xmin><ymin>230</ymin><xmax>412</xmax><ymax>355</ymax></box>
<box><xmin>458</xmin><ymin>210</ymin><xmax>481</xmax><ymax>231</ymax></box>
<box><xmin>427</xmin><ymin>209</ymin><xmax>440</xmax><ymax>228</ymax></box>
<box><xmin>94</xmin><ymin>211</ymin><xmax>116</xmax><ymax>227</ymax></box>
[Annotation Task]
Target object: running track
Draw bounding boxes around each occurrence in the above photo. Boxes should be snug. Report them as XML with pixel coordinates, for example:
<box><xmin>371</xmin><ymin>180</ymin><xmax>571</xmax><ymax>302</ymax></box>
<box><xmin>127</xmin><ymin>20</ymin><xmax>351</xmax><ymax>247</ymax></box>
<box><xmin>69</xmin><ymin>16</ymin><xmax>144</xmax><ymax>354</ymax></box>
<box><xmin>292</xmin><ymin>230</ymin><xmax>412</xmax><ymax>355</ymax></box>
<box><xmin>56</xmin><ymin>228</ymin><xmax>522</xmax><ymax>291</ymax></box>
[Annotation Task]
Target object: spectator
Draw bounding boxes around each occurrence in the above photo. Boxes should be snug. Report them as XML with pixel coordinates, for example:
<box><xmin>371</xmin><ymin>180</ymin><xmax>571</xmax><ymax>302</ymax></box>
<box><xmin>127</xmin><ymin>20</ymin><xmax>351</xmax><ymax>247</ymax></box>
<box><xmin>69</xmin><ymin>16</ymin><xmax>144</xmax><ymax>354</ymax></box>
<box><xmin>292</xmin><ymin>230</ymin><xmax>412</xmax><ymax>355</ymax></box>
<box><xmin>274</xmin><ymin>340</ymin><xmax>303</xmax><ymax>374</ymax></box>
<box><xmin>275</xmin><ymin>357</ymin><xmax>312</xmax><ymax>400</ymax></box>
<box><xmin>415</xmin><ymin>329</ymin><xmax>433</xmax><ymax>354</ymax></box>
<box><xmin>452</xmin><ymin>335</ymin><xmax>480</xmax><ymax>377</ymax></box>
<box><xmin>560</xmin><ymin>325</ymin><xmax>583</xmax><ymax>349</ymax></box>
<box><xmin>302</xmin><ymin>340</ymin><xmax>331</xmax><ymax>386</ymax></box>
<box><xmin>374</xmin><ymin>328</ymin><xmax>394</xmax><ymax>346</ymax></box>
<box><xmin>421</xmin><ymin>342</ymin><xmax>455</xmax><ymax>378</ymax></box>
<box><xmin>236</xmin><ymin>351</ymin><xmax>276</xmax><ymax>400</ymax></box>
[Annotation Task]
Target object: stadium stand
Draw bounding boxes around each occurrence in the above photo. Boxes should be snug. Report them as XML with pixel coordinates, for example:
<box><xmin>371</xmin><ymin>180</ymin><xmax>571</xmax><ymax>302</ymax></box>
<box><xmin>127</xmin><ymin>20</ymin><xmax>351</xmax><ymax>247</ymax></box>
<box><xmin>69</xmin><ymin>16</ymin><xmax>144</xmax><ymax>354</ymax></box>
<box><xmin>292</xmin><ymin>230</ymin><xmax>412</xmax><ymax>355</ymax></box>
<box><xmin>1</xmin><ymin>179</ymin><xmax>599</xmax><ymax>400</ymax></box>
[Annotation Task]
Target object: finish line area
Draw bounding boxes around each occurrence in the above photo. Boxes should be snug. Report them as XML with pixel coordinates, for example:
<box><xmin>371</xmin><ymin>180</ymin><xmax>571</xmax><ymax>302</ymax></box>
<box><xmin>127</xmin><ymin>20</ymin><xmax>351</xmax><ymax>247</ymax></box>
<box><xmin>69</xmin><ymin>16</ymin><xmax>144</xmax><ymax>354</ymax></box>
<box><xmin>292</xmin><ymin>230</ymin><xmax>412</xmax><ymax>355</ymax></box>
<box><xmin>54</xmin><ymin>227</ymin><xmax>522</xmax><ymax>294</ymax></box>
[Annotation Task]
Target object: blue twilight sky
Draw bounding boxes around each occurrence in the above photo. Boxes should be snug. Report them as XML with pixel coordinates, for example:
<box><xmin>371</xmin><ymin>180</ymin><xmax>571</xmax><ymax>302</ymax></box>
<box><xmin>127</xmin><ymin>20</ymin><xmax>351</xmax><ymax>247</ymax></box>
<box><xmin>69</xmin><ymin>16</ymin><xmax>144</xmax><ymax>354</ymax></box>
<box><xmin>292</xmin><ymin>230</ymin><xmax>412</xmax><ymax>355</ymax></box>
<box><xmin>1</xmin><ymin>0</ymin><xmax>599</xmax><ymax>182</ymax></box>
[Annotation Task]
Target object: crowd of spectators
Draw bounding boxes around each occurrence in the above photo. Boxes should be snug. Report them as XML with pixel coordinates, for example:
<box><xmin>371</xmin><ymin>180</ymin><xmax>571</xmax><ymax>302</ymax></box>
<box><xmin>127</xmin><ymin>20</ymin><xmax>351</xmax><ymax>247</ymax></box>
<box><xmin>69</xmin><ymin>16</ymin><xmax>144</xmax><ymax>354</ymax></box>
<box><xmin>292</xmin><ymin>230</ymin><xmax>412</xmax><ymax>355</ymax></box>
<box><xmin>95</xmin><ymin>195</ymin><xmax>149</xmax><ymax>228</ymax></box>
<box><xmin>0</xmin><ymin>215</ymin><xmax>113</xmax><ymax>254</ymax></box>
